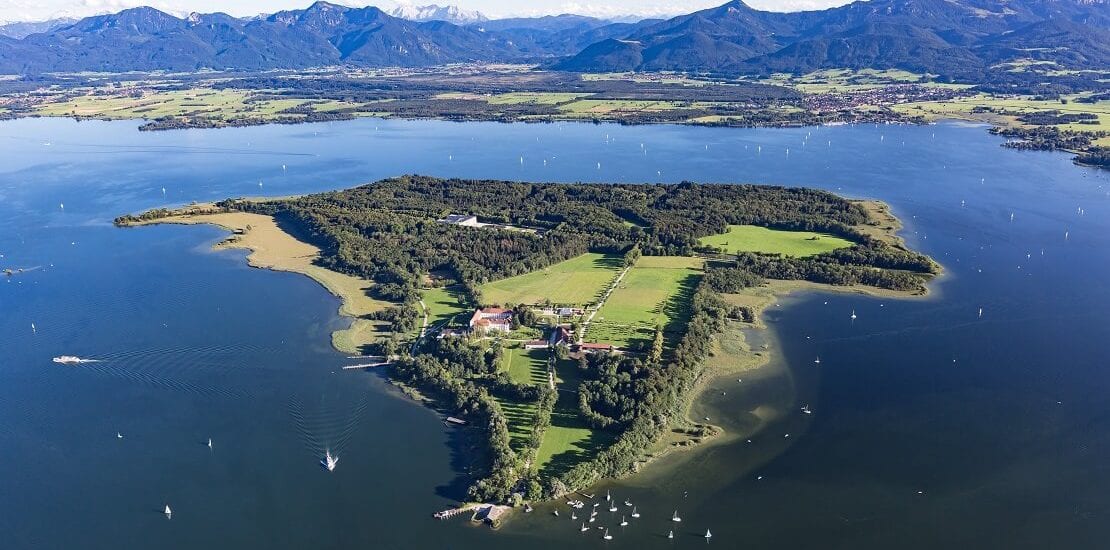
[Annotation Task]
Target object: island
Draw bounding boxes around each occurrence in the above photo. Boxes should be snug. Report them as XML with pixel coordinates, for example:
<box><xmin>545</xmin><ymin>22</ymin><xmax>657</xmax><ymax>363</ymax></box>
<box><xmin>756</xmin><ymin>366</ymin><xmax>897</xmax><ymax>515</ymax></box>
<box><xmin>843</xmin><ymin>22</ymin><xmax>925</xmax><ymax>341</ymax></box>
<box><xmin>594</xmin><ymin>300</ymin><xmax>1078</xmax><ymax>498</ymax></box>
<box><xmin>116</xmin><ymin>175</ymin><xmax>938</xmax><ymax>516</ymax></box>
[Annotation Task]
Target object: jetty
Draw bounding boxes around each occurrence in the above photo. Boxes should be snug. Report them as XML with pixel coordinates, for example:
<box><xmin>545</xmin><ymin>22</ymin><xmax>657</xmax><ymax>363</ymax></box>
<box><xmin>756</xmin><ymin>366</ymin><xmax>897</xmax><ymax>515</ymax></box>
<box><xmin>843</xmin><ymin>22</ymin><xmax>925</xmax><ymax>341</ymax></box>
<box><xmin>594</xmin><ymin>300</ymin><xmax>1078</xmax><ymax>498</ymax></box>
<box><xmin>433</xmin><ymin>505</ymin><xmax>475</xmax><ymax>520</ymax></box>
<box><xmin>342</xmin><ymin>361</ymin><xmax>390</xmax><ymax>370</ymax></box>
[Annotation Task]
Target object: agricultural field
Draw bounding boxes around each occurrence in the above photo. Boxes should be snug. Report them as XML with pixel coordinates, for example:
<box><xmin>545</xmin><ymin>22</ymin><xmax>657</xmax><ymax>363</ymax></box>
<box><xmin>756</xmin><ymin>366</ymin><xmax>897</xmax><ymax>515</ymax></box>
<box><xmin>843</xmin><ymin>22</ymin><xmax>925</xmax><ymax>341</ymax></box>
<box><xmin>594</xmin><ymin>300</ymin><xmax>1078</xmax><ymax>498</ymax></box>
<box><xmin>761</xmin><ymin>68</ymin><xmax>967</xmax><ymax>93</ymax></box>
<box><xmin>558</xmin><ymin>99</ymin><xmax>689</xmax><ymax>115</ymax></box>
<box><xmin>587</xmin><ymin>256</ymin><xmax>703</xmax><ymax>350</ymax></box>
<box><xmin>480</xmin><ymin>252</ymin><xmax>622</xmax><ymax>306</ymax></box>
<box><xmin>699</xmin><ymin>225</ymin><xmax>855</xmax><ymax>257</ymax></box>
<box><xmin>893</xmin><ymin>93</ymin><xmax>1110</xmax><ymax>145</ymax></box>
<box><xmin>486</xmin><ymin>92</ymin><xmax>590</xmax><ymax>105</ymax></box>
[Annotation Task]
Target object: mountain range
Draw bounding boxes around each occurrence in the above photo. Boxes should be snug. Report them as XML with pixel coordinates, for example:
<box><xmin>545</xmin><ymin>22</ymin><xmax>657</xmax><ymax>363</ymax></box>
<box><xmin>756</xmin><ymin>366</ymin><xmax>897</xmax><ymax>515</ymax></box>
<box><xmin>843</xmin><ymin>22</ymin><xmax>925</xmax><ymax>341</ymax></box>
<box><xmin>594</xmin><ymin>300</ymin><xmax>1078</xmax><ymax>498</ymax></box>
<box><xmin>0</xmin><ymin>0</ymin><xmax>1106</xmax><ymax>78</ymax></box>
<box><xmin>0</xmin><ymin>18</ymin><xmax>77</xmax><ymax>39</ymax></box>
<box><xmin>388</xmin><ymin>4</ymin><xmax>487</xmax><ymax>25</ymax></box>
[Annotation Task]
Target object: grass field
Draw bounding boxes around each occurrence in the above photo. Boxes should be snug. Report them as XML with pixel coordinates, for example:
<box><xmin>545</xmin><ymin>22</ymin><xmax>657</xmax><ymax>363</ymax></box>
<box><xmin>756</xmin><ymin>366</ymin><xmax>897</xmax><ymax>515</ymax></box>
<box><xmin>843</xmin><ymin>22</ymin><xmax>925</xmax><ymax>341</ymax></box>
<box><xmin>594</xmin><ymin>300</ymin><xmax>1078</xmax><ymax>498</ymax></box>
<box><xmin>480</xmin><ymin>253</ymin><xmax>622</xmax><ymax>306</ymax></box>
<box><xmin>33</xmin><ymin>87</ymin><xmax>342</xmax><ymax>123</ymax></box>
<box><xmin>422</xmin><ymin>285</ymin><xmax>468</xmax><ymax>328</ymax></box>
<box><xmin>495</xmin><ymin>397</ymin><xmax>538</xmax><ymax>451</ymax></box>
<box><xmin>699</xmin><ymin>225</ymin><xmax>855</xmax><ymax>257</ymax></box>
<box><xmin>559</xmin><ymin>99</ymin><xmax>689</xmax><ymax>115</ymax></box>
<box><xmin>487</xmin><ymin>92</ymin><xmax>589</xmax><ymax>105</ymax></box>
<box><xmin>535</xmin><ymin>358</ymin><xmax>611</xmax><ymax>473</ymax></box>
<box><xmin>761</xmin><ymin>68</ymin><xmax>969</xmax><ymax>93</ymax></box>
<box><xmin>587</xmin><ymin>256</ymin><xmax>703</xmax><ymax>350</ymax></box>
<box><xmin>501</xmin><ymin>344</ymin><xmax>549</xmax><ymax>386</ymax></box>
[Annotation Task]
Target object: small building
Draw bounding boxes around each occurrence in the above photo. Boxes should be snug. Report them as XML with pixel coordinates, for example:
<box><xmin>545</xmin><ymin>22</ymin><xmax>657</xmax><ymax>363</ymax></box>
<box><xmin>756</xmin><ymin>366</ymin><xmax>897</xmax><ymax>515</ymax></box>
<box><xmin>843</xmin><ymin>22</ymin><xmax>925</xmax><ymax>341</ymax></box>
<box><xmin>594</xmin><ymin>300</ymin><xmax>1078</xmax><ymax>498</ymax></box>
<box><xmin>557</xmin><ymin>307</ymin><xmax>584</xmax><ymax>317</ymax></box>
<box><xmin>439</xmin><ymin>214</ymin><xmax>480</xmax><ymax>227</ymax></box>
<box><xmin>549</xmin><ymin>326</ymin><xmax>573</xmax><ymax>347</ymax></box>
<box><xmin>469</xmin><ymin>308</ymin><xmax>513</xmax><ymax>333</ymax></box>
<box><xmin>579</xmin><ymin>342</ymin><xmax>615</xmax><ymax>354</ymax></box>
<box><xmin>524</xmin><ymin>339</ymin><xmax>548</xmax><ymax>350</ymax></box>
<box><xmin>437</xmin><ymin>327</ymin><xmax>465</xmax><ymax>339</ymax></box>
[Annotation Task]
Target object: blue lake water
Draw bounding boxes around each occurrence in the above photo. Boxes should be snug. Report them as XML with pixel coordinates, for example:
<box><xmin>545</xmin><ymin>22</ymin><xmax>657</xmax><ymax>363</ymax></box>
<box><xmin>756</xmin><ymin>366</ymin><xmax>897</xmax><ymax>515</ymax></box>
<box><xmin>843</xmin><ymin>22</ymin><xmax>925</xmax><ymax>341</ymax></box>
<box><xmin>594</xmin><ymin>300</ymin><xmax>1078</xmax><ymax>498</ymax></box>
<box><xmin>1</xmin><ymin>117</ymin><xmax>1108</xmax><ymax>548</ymax></box>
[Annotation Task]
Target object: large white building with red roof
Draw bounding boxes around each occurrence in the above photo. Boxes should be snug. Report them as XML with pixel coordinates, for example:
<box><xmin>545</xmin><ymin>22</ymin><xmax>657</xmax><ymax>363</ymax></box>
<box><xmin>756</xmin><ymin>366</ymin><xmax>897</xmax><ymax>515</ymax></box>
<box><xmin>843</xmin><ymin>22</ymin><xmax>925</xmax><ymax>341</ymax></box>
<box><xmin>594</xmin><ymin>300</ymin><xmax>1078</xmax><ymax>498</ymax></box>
<box><xmin>469</xmin><ymin>308</ymin><xmax>512</xmax><ymax>333</ymax></box>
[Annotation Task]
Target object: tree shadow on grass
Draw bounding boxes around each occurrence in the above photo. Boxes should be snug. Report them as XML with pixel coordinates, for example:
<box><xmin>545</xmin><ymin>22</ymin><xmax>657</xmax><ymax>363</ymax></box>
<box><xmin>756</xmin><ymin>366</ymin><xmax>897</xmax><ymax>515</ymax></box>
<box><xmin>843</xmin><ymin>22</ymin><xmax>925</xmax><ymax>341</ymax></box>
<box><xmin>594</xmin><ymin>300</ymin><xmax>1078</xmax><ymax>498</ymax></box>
<box><xmin>541</xmin><ymin>393</ymin><xmax>616</xmax><ymax>479</ymax></box>
<box><xmin>661</xmin><ymin>272</ymin><xmax>701</xmax><ymax>349</ymax></box>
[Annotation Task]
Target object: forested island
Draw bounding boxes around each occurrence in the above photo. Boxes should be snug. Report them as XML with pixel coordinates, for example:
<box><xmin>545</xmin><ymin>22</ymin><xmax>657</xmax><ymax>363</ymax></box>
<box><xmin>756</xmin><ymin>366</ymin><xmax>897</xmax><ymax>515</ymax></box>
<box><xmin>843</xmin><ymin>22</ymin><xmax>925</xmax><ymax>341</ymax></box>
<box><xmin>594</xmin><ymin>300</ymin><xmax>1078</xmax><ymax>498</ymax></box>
<box><xmin>117</xmin><ymin>176</ymin><xmax>938</xmax><ymax>510</ymax></box>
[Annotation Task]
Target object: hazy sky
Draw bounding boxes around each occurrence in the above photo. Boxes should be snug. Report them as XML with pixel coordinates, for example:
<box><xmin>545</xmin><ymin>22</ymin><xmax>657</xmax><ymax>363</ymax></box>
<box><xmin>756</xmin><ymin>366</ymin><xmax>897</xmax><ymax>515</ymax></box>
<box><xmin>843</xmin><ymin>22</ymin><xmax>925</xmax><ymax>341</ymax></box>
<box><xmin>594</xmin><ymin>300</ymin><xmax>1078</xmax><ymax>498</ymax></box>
<box><xmin>0</xmin><ymin>0</ymin><xmax>857</xmax><ymax>23</ymax></box>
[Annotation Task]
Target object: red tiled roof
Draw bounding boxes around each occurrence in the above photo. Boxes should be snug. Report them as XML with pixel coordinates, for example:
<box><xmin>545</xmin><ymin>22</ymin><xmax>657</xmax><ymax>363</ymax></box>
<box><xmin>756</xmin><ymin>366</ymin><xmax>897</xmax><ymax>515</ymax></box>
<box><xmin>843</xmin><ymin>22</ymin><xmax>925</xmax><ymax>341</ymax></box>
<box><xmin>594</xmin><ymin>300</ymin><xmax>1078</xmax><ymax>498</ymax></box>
<box><xmin>580</xmin><ymin>342</ymin><xmax>613</xmax><ymax>350</ymax></box>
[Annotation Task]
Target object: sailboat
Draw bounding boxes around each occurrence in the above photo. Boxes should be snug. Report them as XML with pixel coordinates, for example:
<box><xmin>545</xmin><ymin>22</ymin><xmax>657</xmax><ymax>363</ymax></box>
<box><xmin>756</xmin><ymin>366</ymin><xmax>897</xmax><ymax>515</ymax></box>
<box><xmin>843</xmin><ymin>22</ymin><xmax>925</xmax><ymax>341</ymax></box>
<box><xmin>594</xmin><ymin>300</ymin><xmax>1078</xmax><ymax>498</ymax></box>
<box><xmin>705</xmin><ymin>529</ymin><xmax>713</xmax><ymax>539</ymax></box>
<box><xmin>117</xmin><ymin>432</ymin><xmax>123</xmax><ymax>439</ymax></box>
<box><xmin>609</xmin><ymin>503</ymin><xmax>618</xmax><ymax>512</ymax></box>
<box><xmin>581</xmin><ymin>523</ymin><xmax>589</xmax><ymax>532</ymax></box>
<box><xmin>606</xmin><ymin>490</ymin><xmax>611</xmax><ymax>502</ymax></box>
<box><xmin>602</xmin><ymin>528</ymin><xmax>612</xmax><ymax>540</ymax></box>
<box><xmin>620</xmin><ymin>516</ymin><xmax>628</xmax><ymax>527</ymax></box>
<box><xmin>207</xmin><ymin>438</ymin><xmax>212</xmax><ymax>448</ymax></box>
<box><xmin>321</xmin><ymin>449</ymin><xmax>338</xmax><ymax>471</ymax></box>
<box><xmin>631</xmin><ymin>507</ymin><xmax>640</xmax><ymax>518</ymax></box>
<box><xmin>164</xmin><ymin>505</ymin><xmax>172</xmax><ymax>518</ymax></box>
<box><xmin>672</xmin><ymin>510</ymin><xmax>682</xmax><ymax>522</ymax></box>
<box><xmin>814</xmin><ymin>356</ymin><xmax>821</xmax><ymax>365</ymax></box>
<box><xmin>571</xmin><ymin>512</ymin><xmax>577</xmax><ymax>520</ymax></box>
<box><xmin>850</xmin><ymin>310</ymin><xmax>857</xmax><ymax>320</ymax></box>
<box><xmin>801</xmin><ymin>404</ymin><xmax>812</xmax><ymax>414</ymax></box>
<box><xmin>668</xmin><ymin>530</ymin><xmax>674</xmax><ymax>539</ymax></box>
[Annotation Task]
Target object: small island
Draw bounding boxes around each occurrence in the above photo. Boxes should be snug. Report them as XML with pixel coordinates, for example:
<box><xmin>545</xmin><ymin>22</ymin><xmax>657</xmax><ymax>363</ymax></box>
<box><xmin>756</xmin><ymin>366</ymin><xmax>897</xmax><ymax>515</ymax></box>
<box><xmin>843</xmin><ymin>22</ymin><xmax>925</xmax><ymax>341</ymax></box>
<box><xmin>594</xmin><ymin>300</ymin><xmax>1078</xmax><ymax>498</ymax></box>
<box><xmin>116</xmin><ymin>176</ymin><xmax>938</xmax><ymax>516</ymax></box>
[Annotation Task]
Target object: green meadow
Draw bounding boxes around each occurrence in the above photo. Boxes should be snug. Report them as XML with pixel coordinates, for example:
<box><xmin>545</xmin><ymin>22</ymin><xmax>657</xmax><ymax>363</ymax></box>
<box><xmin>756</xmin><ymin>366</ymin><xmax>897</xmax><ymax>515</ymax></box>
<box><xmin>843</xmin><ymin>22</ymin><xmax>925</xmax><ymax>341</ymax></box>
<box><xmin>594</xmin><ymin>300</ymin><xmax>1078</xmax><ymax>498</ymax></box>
<box><xmin>587</xmin><ymin>256</ymin><xmax>703</xmax><ymax>350</ymax></box>
<box><xmin>699</xmin><ymin>225</ymin><xmax>855</xmax><ymax>257</ymax></box>
<box><xmin>480</xmin><ymin>252</ymin><xmax>622</xmax><ymax>306</ymax></box>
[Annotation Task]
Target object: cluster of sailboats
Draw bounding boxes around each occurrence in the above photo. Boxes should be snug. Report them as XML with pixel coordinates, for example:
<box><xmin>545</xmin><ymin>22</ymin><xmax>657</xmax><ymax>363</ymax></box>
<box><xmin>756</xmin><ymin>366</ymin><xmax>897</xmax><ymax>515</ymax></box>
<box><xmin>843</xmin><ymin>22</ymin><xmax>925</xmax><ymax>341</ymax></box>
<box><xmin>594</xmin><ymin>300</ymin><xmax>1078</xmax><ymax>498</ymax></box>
<box><xmin>559</xmin><ymin>490</ymin><xmax>713</xmax><ymax>541</ymax></box>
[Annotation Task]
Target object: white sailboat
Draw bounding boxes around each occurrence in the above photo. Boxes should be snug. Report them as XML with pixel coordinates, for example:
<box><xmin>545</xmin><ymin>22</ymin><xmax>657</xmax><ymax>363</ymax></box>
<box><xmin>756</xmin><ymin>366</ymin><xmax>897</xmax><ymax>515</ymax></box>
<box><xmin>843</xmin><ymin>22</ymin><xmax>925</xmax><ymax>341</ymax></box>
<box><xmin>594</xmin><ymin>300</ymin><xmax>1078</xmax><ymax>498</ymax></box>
<box><xmin>117</xmin><ymin>432</ymin><xmax>123</xmax><ymax>439</ymax></box>
<box><xmin>850</xmin><ymin>310</ymin><xmax>857</xmax><ymax>320</ymax></box>
<box><xmin>620</xmin><ymin>516</ymin><xmax>628</xmax><ymax>527</ymax></box>
<box><xmin>705</xmin><ymin>529</ymin><xmax>713</xmax><ymax>539</ymax></box>
<box><xmin>801</xmin><ymin>404</ymin><xmax>812</xmax><ymax>414</ymax></box>
<box><xmin>602</xmin><ymin>528</ymin><xmax>612</xmax><ymax>541</ymax></box>
<box><xmin>207</xmin><ymin>438</ymin><xmax>212</xmax><ymax>449</ymax></box>
<box><xmin>164</xmin><ymin>505</ymin><xmax>172</xmax><ymax>518</ymax></box>
<box><xmin>321</xmin><ymin>449</ymin><xmax>338</xmax><ymax>471</ymax></box>
<box><xmin>814</xmin><ymin>356</ymin><xmax>821</xmax><ymax>365</ymax></box>
<box><xmin>672</xmin><ymin>510</ymin><xmax>682</xmax><ymax>522</ymax></box>
<box><xmin>581</xmin><ymin>523</ymin><xmax>589</xmax><ymax>532</ymax></box>
<box><xmin>668</xmin><ymin>530</ymin><xmax>674</xmax><ymax>539</ymax></box>
<box><xmin>631</xmin><ymin>507</ymin><xmax>640</xmax><ymax>518</ymax></box>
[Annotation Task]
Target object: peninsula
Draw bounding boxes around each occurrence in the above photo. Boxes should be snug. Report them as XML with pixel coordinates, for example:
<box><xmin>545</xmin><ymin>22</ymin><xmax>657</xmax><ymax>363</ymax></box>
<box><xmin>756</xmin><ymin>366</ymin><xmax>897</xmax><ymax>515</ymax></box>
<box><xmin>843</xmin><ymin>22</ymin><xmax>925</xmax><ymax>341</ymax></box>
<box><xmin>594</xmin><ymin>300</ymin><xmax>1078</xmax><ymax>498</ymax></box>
<box><xmin>116</xmin><ymin>176</ymin><xmax>938</xmax><ymax>508</ymax></box>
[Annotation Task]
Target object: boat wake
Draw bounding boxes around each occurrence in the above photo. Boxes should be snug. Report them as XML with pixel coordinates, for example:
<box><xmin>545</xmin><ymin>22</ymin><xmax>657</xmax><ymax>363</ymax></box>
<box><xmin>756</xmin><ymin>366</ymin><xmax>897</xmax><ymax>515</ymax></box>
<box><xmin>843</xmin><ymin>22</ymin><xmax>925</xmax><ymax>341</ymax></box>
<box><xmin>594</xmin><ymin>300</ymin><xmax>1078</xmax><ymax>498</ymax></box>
<box><xmin>52</xmin><ymin>356</ymin><xmax>101</xmax><ymax>365</ymax></box>
<box><xmin>288</xmin><ymin>394</ymin><xmax>367</xmax><ymax>464</ymax></box>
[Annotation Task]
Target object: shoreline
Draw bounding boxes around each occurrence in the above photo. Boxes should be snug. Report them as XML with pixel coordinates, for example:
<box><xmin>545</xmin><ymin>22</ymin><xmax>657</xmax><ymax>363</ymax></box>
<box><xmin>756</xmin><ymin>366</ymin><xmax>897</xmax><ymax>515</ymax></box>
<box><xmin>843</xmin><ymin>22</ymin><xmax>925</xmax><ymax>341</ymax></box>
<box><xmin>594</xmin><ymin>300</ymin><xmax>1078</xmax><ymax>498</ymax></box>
<box><xmin>118</xmin><ymin>207</ymin><xmax>392</xmax><ymax>355</ymax></box>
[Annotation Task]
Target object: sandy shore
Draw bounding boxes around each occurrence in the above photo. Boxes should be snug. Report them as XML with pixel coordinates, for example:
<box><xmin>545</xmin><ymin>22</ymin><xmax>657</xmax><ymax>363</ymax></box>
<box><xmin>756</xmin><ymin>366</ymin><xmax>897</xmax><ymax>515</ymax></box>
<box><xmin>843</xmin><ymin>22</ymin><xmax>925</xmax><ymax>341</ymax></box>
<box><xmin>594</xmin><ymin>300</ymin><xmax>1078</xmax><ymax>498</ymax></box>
<box><xmin>122</xmin><ymin>209</ymin><xmax>392</xmax><ymax>354</ymax></box>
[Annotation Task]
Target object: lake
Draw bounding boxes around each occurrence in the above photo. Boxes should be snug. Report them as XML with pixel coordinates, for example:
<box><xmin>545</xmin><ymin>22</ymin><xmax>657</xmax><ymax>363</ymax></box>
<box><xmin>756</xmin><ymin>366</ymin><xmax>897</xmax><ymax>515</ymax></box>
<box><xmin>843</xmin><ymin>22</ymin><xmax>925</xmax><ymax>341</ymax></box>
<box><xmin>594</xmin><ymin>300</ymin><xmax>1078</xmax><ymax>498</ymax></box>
<box><xmin>1</xmin><ymin>117</ymin><xmax>1108</xmax><ymax>549</ymax></box>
